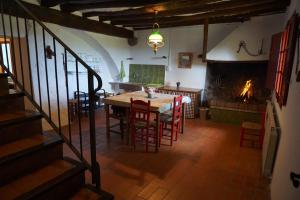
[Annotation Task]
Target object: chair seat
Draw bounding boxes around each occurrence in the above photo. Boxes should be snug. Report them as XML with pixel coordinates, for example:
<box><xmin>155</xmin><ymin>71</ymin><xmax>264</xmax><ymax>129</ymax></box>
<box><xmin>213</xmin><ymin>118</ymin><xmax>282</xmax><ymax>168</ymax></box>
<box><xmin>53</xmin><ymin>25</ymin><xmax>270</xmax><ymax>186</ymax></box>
<box><xmin>160</xmin><ymin>114</ymin><xmax>180</xmax><ymax>124</ymax></box>
<box><xmin>134</xmin><ymin>121</ymin><xmax>157</xmax><ymax>129</ymax></box>
<box><xmin>160</xmin><ymin>114</ymin><xmax>172</xmax><ymax>122</ymax></box>
<box><xmin>161</xmin><ymin>110</ymin><xmax>173</xmax><ymax>116</ymax></box>
<box><xmin>242</xmin><ymin>121</ymin><xmax>262</xmax><ymax>130</ymax></box>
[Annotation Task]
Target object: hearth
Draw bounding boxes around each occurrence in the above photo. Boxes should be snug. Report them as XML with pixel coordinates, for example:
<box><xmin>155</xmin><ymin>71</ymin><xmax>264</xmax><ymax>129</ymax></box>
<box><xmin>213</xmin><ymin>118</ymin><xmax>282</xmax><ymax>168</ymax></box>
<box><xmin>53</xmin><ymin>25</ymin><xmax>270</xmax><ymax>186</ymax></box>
<box><xmin>205</xmin><ymin>60</ymin><xmax>269</xmax><ymax>106</ymax></box>
<box><xmin>205</xmin><ymin>60</ymin><xmax>268</xmax><ymax>124</ymax></box>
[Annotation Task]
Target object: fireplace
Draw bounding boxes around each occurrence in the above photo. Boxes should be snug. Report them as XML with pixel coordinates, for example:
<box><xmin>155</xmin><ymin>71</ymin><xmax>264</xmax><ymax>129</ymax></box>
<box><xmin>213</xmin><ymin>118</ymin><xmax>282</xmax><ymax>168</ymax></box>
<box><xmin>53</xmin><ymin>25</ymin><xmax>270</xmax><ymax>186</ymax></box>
<box><xmin>205</xmin><ymin>60</ymin><xmax>269</xmax><ymax>124</ymax></box>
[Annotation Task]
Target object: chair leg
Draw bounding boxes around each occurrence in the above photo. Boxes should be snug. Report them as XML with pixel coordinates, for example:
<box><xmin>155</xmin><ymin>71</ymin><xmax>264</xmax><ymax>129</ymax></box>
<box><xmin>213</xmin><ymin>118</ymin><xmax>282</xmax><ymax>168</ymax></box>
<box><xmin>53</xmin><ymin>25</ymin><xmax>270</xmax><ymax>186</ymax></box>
<box><xmin>120</xmin><ymin>119</ymin><xmax>124</xmax><ymax>139</ymax></box>
<box><xmin>131</xmin><ymin>127</ymin><xmax>136</xmax><ymax>151</ymax></box>
<box><xmin>175</xmin><ymin>122</ymin><xmax>179</xmax><ymax>141</ymax></box>
<box><xmin>170</xmin><ymin>124</ymin><xmax>174</xmax><ymax>146</ymax></box>
<box><xmin>146</xmin><ymin>130</ymin><xmax>149</xmax><ymax>152</ymax></box>
<box><xmin>159</xmin><ymin>123</ymin><xmax>163</xmax><ymax>147</ymax></box>
<box><xmin>240</xmin><ymin>128</ymin><xmax>245</xmax><ymax>147</ymax></box>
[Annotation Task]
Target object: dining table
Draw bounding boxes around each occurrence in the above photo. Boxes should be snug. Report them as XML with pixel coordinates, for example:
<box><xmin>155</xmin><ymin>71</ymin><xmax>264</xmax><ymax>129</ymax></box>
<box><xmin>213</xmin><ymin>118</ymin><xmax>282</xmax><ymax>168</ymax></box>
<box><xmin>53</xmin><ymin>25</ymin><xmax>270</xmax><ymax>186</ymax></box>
<box><xmin>103</xmin><ymin>91</ymin><xmax>186</xmax><ymax>152</ymax></box>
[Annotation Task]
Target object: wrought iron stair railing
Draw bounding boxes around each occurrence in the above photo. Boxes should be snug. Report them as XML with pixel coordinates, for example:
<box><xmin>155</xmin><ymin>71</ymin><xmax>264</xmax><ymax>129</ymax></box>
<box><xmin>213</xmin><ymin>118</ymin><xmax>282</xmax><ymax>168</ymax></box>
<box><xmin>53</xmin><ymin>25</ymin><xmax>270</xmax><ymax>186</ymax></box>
<box><xmin>0</xmin><ymin>0</ymin><xmax>102</xmax><ymax>190</ymax></box>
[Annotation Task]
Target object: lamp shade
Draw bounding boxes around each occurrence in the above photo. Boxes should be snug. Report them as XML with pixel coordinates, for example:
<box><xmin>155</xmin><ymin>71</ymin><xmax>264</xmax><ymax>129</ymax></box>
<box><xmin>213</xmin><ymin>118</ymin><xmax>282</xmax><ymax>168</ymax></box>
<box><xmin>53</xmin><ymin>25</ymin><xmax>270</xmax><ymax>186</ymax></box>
<box><xmin>147</xmin><ymin>23</ymin><xmax>164</xmax><ymax>54</ymax></box>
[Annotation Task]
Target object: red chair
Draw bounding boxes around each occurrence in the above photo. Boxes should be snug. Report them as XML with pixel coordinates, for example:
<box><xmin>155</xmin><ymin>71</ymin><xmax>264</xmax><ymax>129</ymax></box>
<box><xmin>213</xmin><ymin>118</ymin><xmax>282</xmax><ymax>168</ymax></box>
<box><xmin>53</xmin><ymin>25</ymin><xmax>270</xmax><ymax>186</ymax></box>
<box><xmin>159</xmin><ymin>95</ymin><xmax>183</xmax><ymax>146</ymax></box>
<box><xmin>130</xmin><ymin>98</ymin><xmax>157</xmax><ymax>152</ymax></box>
<box><xmin>240</xmin><ymin>111</ymin><xmax>266</xmax><ymax>148</ymax></box>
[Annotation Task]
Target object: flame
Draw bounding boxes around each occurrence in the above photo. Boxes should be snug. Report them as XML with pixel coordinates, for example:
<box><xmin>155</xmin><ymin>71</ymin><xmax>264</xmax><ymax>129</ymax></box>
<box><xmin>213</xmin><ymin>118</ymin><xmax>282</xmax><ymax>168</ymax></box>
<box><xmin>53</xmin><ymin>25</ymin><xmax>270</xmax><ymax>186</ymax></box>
<box><xmin>240</xmin><ymin>80</ymin><xmax>253</xmax><ymax>102</ymax></box>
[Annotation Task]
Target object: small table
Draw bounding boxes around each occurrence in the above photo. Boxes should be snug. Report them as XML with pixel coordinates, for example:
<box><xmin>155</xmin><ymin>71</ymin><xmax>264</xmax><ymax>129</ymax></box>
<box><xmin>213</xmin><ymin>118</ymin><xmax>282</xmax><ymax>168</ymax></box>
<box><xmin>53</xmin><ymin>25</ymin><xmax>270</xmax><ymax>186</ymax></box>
<box><xmin>157</xmin><ymin>86</ymin><xmax>201</xmax><ymax>119</ymax></box>
<box><xmin>104</xmin><ymin>91</ymin><xmax>182</xmax><ymax>152</ymax></box>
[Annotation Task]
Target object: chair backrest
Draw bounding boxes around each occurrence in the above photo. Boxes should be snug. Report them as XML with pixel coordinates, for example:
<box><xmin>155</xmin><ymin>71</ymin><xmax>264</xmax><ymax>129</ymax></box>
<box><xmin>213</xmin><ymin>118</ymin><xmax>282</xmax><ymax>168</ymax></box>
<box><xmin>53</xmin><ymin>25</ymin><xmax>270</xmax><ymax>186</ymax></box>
<box><xmin>130</xmin><ymin>98</ymin><xmax>151</xmax><ymax>126</ymax></box>
<box><xmin>172</xmin><ymin>95</ymin><xmax>183</xmax><ymax>122</ymax></box>
<box><xmin>74</xmin><ymin>91</ymin><xmax>87</xmax><ymax>101</ymax></box>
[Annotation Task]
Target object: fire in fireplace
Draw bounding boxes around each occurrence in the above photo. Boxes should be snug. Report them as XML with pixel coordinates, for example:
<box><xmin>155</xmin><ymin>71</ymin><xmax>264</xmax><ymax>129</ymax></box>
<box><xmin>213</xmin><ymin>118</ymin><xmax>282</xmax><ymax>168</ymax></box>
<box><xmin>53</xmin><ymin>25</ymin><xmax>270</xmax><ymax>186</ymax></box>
<box><xmin>205</xmin><ymin>60</ymin><xmax>269</xmax><ymax>105</ymax></box>
<box><xmin>240</xmin><ymin>80</ymin><xmax>253</xmax><ymax>103</ymax></box>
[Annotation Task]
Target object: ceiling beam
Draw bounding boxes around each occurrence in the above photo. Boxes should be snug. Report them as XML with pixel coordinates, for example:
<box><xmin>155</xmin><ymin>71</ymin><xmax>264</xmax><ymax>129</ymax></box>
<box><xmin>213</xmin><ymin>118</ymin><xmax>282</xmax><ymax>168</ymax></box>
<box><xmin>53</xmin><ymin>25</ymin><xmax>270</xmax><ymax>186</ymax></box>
<box><xmin>131</xmin><ymin>16</ymin><xmax>250</xmax><ymax>30</ymax></box>
<box><xmin>39</xmin><ymin>0</ymin><xmax>63</xmax><ymax>7</ymax></box>
<box><xmin>3</xmin><ymin>1</ymin><xmax>133</xmax><ymax>39</ymax></box>
<box><xmin>83</xmin><ymin>0</ymin><xmax>265</xmax><ymax>20</ymax></box>
<box><xmin>82</xmin><ymin>0</ymin><xmax>216</xmax><ymax>18</ymax></box>
<box><xmin>128</xmin><ymin>9</ymin><xmax>284</xmax><ymax>29</ymax></box>
<box><xmin>39</xmin><ymin>0</ymin><xmax>107</xmax><ymax>7</ymax></box>
<box><xmin>60</xmin><ymin>0</ymin><xmax>172</xmax><ymax>13</ymax></box>
<box><xmin>111</xmin><ymin>2</ymin><xmax>287</xmax><ymax>26</ymax></box>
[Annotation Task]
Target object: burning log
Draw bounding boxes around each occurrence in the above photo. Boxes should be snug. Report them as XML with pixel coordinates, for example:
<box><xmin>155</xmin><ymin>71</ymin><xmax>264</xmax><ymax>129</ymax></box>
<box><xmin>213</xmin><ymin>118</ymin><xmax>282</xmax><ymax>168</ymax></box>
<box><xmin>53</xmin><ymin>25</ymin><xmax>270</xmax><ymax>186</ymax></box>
<box><xmin>240</xmin><ymin>80</ymin><xmax>253</xmax><ymax>102</ymax></box>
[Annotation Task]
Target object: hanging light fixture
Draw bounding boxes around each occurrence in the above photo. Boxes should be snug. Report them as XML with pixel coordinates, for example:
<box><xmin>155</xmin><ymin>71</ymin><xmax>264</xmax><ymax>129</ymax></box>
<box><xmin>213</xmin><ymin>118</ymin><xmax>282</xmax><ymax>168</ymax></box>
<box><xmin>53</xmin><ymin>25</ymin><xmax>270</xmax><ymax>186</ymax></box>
<box><xmin>147</xmin><ymin>11</ymin><xmax>164</xmax><ymax>54</ymax></box>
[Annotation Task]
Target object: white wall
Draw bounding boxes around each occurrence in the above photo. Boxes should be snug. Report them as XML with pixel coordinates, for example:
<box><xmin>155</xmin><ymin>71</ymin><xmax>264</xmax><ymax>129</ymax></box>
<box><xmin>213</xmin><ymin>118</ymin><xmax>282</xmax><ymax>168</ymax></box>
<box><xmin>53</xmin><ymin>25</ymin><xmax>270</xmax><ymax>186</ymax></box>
<box><xmin>130</xmin><ymin>24</ymin><xmax>239</xmax><ymax>89</ymax></box>
<box><xmin>37</xmin><ymin>23</ymin><xmax>130</xmax><ymax>128</ymax></box>
<box><xmin>129</xmin><ymin>14</ymin><xmax>285</xmax><ymax>89</ymax></box>
<box><xmin>0</xmin><ymin>16</ymin><xmax>131</xmax><ymax>129</ymax></box>
<box><xmin>270</xmin><ymin>0</ymin><xmax>300</xmax><ymax>199</ymax></box>
<box><xmin>207</xmin><ymin>14</ymin><xmax>285</xmax><ymax>61</ymax></box>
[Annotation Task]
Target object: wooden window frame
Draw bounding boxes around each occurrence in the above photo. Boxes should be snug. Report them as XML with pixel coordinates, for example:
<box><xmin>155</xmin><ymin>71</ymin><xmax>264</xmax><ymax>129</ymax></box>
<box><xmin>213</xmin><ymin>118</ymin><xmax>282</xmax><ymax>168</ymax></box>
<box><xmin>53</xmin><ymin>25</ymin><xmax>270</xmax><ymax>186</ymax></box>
<box><xmin>275</xmin><ymin>13</ymin><xmax>299</xmax><ymax>107</ymax></box>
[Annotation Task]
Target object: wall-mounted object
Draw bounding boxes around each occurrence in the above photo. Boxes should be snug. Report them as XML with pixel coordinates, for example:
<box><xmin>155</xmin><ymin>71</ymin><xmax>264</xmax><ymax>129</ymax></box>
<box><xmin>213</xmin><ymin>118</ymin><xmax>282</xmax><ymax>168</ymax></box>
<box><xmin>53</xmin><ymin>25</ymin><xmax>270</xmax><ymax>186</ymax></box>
<box><xmin>45</xmin><ymin>45</ymin><xmax>55</xmax><ymax>59</ymax></box>
<box><xmin>237</xmin><ymin>39</ymin><xmax>264</xmax><ymax>57</ymax></box>
<box><xmin>178</xmin><ymin>52</ymin><xmax>193</xmax><ymax>68</ymax></box>
<box><xmin>152</xmin><ymin>56</ymin><xmax>167</xmax><ymax>59</ymax></box>
<box><xmin>129</xmin><ymin>64</ymin><xmax>165</xmax><ymax>85</ymax></box>
<box><xmin>126</xmin><ymin>57</ymin><xmax>133</xmax><ymax>60</ymax></box>
<box><xmin>119</xmin><ymin>60</ymin><xmax>126</xmax><ymax>82</ymax></box>
<box><xmin>128</xmin><ymin>37</ymin><xmax>138</xmax><ymax>46</ymax></box>
<box><xmin>290</xmin><ymin>172</ymin><xmax>300</xmax><ymax>188</ymax></box>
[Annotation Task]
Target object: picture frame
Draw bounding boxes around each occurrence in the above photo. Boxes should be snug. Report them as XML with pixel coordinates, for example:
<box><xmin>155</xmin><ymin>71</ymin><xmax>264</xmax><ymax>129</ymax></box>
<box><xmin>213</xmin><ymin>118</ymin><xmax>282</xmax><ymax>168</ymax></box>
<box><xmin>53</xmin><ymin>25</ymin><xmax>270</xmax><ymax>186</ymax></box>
<box><xmin>178</xmin><ymin>52</ymin><xmax>193</xmax><ymax>68</ymax></box>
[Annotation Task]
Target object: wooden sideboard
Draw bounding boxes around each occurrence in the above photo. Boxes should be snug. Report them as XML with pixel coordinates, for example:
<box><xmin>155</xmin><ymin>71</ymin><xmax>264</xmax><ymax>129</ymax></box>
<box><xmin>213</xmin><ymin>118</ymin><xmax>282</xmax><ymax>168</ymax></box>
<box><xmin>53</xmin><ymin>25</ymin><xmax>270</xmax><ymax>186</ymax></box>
<box><xmin>157</xmin><ymin>86</ymin><xmax>201</xmax><ymax>119</ymax></box>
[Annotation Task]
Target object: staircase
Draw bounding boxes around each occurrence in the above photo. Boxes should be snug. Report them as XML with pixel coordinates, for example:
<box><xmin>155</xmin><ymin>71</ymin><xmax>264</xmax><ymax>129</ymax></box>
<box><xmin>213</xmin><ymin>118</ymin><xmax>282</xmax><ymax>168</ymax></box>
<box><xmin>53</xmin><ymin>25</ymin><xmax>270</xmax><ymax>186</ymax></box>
<box><xmin>0</xmin><ymin>0</ymin><xmax>113</xmax><ymax>199</ymax></box>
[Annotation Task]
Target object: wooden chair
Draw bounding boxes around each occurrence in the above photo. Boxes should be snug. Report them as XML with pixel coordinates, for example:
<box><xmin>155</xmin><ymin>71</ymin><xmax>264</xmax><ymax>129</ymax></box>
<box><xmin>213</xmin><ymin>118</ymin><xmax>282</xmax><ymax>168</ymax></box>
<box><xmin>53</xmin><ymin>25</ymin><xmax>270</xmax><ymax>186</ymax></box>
<box><xmin>96</xmin><ymin>89</ymin><xmax>106</xmax><ymax>108</ymax></box>
<box><xmin>159</xmin><ymin>95</ymin><xmax>183</xmax><ymax>146</ymax></box>
<box><xmin>109</xmin><ymin>105</ymin><xmax>127</xmax><ymax>139</ymax></box>
<box><xmin>74</xmin><ymin>91</ymin><xmax>89</xmax><ymax>116</ymax></box>
<box><xmin>240</xmin><ymin>111</ymin><xmax>266</xmax><ymax>148</ymax></box>
<box><xmin>130</xmin><ymin>98</ymin><xmax>157</xmax><ymax>152</ymax></box>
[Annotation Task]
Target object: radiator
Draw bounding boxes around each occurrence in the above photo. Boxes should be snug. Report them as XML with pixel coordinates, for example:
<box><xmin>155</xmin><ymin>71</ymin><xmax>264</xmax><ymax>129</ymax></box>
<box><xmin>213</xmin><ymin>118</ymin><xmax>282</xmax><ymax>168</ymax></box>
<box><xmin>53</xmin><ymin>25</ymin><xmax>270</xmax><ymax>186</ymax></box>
<box><xmin>262</xmin><ymin>100</ymin><xmax>280</xmax><ymax>177</ymax></box>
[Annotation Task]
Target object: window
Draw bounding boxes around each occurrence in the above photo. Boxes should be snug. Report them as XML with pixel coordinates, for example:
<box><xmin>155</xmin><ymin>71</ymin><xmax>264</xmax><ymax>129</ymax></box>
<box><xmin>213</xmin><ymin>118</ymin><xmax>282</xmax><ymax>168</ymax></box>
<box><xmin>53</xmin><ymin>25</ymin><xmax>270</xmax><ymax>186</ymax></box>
<box><xmin>0</xmin><ymin>40</ymin><xmax>12</xmax><ymax>73</ymax></box>
<box><xmin>275</xmin><ymin>13</ymin><xmax>299</xmax><ymax>107</ymax></box>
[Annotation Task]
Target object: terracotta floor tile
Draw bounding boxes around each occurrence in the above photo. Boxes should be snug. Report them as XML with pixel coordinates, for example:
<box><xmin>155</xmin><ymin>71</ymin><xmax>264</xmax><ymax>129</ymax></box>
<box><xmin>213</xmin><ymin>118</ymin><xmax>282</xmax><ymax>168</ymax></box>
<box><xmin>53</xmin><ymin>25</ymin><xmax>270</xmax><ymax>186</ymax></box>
<box><xmin>63</xmin><ymin>110</ymin><xmax>270</xmax><ymax>200</ymax></box>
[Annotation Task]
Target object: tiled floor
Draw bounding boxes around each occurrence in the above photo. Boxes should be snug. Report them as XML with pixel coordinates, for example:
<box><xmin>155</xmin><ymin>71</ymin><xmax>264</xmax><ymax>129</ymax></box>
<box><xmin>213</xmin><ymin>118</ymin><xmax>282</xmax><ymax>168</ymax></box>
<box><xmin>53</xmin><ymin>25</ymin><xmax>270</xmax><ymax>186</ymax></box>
<box><xmin>64</xmin><ymin>110</ymin><xmax>270</xmax><ymax>200</ymax></box>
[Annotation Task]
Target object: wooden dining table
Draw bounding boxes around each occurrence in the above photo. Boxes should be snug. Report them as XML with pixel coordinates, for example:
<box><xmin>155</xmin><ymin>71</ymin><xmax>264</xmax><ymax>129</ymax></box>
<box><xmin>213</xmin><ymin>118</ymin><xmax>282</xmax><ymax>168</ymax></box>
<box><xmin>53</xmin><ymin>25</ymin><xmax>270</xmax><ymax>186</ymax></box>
<box><xmin>103</xmin><ymin>91</ymin><xmax>184</xmax><ymax>152</ymax></box>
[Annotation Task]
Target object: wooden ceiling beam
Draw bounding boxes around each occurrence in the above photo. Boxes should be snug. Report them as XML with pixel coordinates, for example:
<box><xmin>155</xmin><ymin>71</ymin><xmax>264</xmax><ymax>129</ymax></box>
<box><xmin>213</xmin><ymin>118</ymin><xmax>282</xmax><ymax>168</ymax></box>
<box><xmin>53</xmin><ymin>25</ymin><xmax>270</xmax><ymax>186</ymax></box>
<box><xmin>84</xmin><ymin>0</ymin><xmax>275</xmax><ymax>20</ymax></box>
<box><xmin>60</xmin><ymin>0</ymin><xmax>172</xmax><ymax>12</ymax></box>
<box><xmin>39</xmin><ymin>0</ymin><xmax>64</xmax><ymax>7</ymax></box>
<box><xmin>3</xmin><ymin>1</ymin><xmax>134</xmax><ymax>39</ymax></box>
<box><xmin>82</xmin><ymin>0</ymin><xmax>217</xmax><ymax>18</ymax></box>
<box><xmin>39</xmin><ymin>0</ymin><xmax>114</xmax><ymax>7</ymax></box>
<box><xmin>126</xmin><ymin>9</ymin><xmax>284</xmax><ymax>29</ymax></box>
<box><xmin>129</xmin><ymin>16</ymin><xmax>250</xmax><ymax>29</ymax></box>
<box><xmin>111</xmin><ymin>2</ymin><xmax>287</xmax><ymax>26</ymax></box>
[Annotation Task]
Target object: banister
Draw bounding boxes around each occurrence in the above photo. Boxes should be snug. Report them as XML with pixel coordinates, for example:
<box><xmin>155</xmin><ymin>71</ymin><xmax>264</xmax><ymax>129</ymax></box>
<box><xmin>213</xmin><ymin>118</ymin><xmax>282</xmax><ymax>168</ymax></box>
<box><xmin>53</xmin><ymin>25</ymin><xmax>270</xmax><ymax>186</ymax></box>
<box><xmin>12</xmin><ymin>0</ymin><xmax>102</xmax><ymax>92</ymax></box>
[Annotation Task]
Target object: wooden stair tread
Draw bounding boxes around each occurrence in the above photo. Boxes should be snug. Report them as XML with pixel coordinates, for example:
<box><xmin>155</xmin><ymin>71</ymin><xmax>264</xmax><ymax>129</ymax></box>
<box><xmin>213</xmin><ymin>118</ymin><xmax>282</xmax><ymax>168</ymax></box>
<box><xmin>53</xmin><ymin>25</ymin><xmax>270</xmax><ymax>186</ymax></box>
<box><xmin>0</xmin><ymin>133</ymin><xmax>62</xmax><ymax>163</ymax></box>
<box><xmin>70</xmin><ymin>187</ymin><xmax>114</xmax><ymax>200</ymax></box>
<box><xmin>0</xmin><ymin>89</ymin><xmax>24</xmax><ymax>99</ymax></box>
<box><xmin>0</xmin><ymin>111</ymin><xmax>42</xmax><ymax>126</ymax></box>
<box><xmin>70</xmin><ymin>187</ymin><xmax>102</xmax><ymax>200</ymax></box>
<box><xmin>0</xmin><ymin>159</ymin><xmax>80</xmax><ymax>200</ymax></box>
